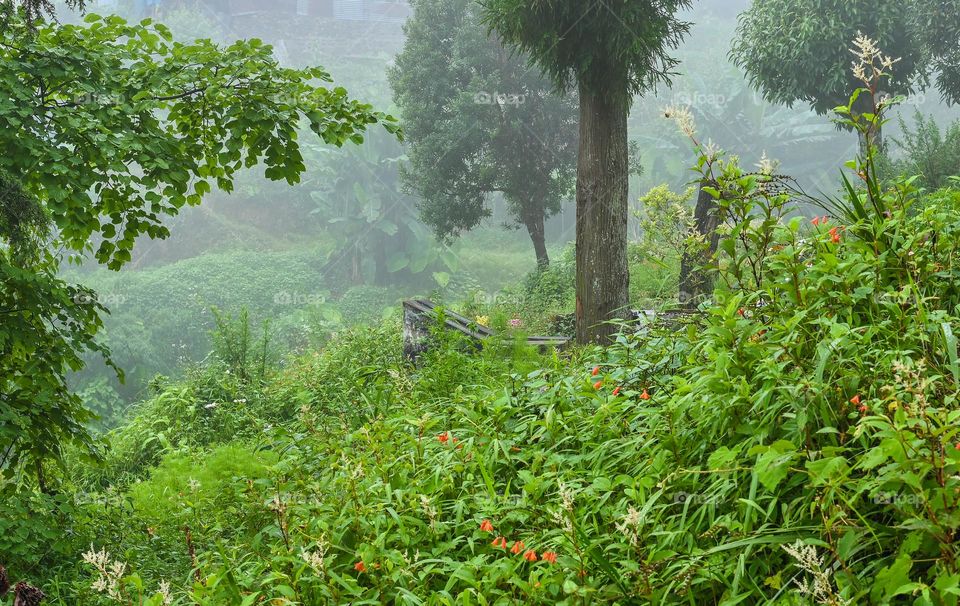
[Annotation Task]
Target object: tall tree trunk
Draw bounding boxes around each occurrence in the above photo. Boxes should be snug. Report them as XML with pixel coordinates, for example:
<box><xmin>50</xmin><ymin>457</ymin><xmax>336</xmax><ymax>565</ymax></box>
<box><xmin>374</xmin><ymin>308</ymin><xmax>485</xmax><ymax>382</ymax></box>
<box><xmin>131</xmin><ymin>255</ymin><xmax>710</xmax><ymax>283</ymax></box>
<box><xmin>575</xmin><ymin>83</ymin><xmax>630</xmax><ymax>344</ymax></box>
<box><xmin>522</xmin><ymin>208</ymin><xmax>549</xmax><ymax>268</ymax></box>
<box><xmin>679</xmin><ymin>180</ymin><xmax>721</xmax><ymax>310</ymax></box>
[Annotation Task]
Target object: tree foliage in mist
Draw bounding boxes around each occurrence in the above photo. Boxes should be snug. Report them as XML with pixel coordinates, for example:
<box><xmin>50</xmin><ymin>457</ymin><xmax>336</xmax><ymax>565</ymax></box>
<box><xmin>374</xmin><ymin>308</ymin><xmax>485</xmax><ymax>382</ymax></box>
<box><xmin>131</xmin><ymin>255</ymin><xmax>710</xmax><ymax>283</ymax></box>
<box><xmin>480</xmin><ymin>0</ymin><xmax>692</xmax><ymax>103</ymax></box>
<box><xmin>390</xmin><ymin>0</ymin><xmax>578</xmax><ymax>267</ymax></box>
<box><xmin>891</xmin><ymin>111</ymin><xmax>960</xmax><ymax>190</ymax></box>
<box><xmin>731</xmin><ymin>0</ymin><xmax>960</xmax><ymax>117</ymax></box>
<box><xmin>1</xmin><ymin>14</ymin><xmax>397</xmax><ymax>270</ymax></box>
<box><xmin>0</xmin><ymin>0</ymin><xmax>83</xmax><ymax>28</ymax></box>
<box><xmin>0</xmin><ymin>171</ymin><xmax>113</xmax><ymax>477</ymax></box>
<box><xmin>0</xmin><ymin>12</ymin><xmax>395</xmax><ymax>476</ymax></box>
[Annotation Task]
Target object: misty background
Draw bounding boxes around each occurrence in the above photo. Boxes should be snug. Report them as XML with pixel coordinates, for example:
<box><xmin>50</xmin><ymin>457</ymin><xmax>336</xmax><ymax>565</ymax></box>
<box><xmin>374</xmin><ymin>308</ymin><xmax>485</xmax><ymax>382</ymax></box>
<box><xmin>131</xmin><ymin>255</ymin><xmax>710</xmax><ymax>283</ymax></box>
<box><xmin>61</xmin><ymin>0</ymin><xmax>960</xmax><ymax>421</ymax></box>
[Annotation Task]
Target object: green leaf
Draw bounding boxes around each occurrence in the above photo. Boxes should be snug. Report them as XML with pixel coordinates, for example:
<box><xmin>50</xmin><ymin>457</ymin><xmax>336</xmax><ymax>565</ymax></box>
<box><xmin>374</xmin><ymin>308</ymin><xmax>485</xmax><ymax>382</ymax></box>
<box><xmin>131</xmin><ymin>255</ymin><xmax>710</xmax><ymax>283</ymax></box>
<box><xmin>754</xmin><ymin>441</ymin><xmax>797</xmax><ymax>492</ymax></box>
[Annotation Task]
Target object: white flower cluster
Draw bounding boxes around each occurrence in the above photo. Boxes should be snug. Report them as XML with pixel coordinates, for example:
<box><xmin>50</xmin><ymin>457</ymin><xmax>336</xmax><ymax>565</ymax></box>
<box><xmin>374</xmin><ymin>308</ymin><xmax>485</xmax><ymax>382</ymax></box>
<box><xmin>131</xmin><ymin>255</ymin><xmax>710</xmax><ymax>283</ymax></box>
<box><xmin>756</xmin><ymin>151</ymin><xmax>780</xmax><ymax>176</ymax></box>
<box><xmin>782</xmin><ymin>540</ymin><xmax>850</xmax><ymax>606</ymax></box>
<box><xmin>700</xmin><ymin>139</ymin><xmax>721</xmax><ymax>162</ymax></box>
<box><xmin>301</xmin><ymin>535</ymin><xmax>329</xmax><ymax>575</ymax></box>
<box><xmin>81</xmin><ymin>546</ymin><xmax>127</xmax><ymax>602</ymax></box>
<box><xmin>614</xmin><ymin>506</ymin><xmax>643</xmax><ymax>548</ymax></box>
<box><xmin>663</xmin><ymin>105</ymin><xmax>696</xmax><ymax>139</ymax></box>
<box><xmin>157</xmin><ymin>580</ymin><xmax>173</xmax><ymax>605</ymax></box>
<box><xmin>850</xmin><ymin>32</ymin><xmax>900</xmax><ymax>86</ymax></box>
<box><xmin>420</xmin><ymin>494</ymin><xmax>438</xmax><ymax>529</ymax></box>
<box><xmin>551</xmin><ymin>481</ymin><xmax>576</xmax><ymax>534</ymax></box>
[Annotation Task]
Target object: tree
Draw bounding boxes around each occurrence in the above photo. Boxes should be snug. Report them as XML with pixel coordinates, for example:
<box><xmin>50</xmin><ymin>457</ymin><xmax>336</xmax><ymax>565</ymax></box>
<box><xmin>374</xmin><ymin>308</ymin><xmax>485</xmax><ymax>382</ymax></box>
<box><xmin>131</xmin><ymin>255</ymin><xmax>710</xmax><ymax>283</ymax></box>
<box><xmin>481</xmin><ymin>0</ymin><xmax>692</xmax><ymax>343</ymax></box>
<box><xmin>0</xmin><ymin>0</ymin><xmax>83</xmax><ymax>27</ymax></box>
<box><xmin>390</xmin><ymin>0</ymin><xmax>578</xmax><ymax>268</ymax></box>
<box><xmin>0</xmin><ymin>12</ymin><xmax>396</xmax><ymax>477</ymax></box>
<box><xmin>308</xmin><ymin>130</ymin><xmax>459</xmax><ymax>287</ymax></box>
<box><xmin>730</xmin><ymin>0</ymin><xmax>960</xmax><ymax>152</ymax></box>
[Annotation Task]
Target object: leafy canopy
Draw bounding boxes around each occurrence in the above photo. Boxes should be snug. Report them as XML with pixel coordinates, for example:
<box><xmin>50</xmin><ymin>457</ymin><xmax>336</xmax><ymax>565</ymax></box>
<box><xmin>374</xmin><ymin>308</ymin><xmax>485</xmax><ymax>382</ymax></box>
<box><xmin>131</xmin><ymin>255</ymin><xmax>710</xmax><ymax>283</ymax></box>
<box><xmin>0</xmin><ymin>12</ymin><xmax>396</xmax><ymax>476</ymax></box>
<box><xmin>731</xmin><ymin>0</ymin><xmax>960</xmax><ymax>115</ymax></box>
<box><xmin>0</xmin><ymin>0</ymin><xmax>84</xmax><ymax>28</ymax></box>
<box><xmin>0</xmin><ymin>13</ymin><xmax>399</xmax><ymax>270</ymax></box>
<box><xmin>480</xmin><ymin>0</ymin><xmax>692</xmax><ymax>100</ymax></box>
<box><xmin>1</xmin><ymin>173</ymin><xmax>112</xmax><ymax>473</ymax></box>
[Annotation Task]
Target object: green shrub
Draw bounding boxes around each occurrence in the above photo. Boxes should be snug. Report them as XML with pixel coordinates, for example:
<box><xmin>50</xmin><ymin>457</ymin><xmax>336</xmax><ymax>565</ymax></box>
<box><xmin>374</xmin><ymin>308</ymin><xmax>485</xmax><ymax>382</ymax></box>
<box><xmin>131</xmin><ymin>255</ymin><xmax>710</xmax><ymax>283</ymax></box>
<box><xmin>891</xmin><ymin>111</ymin><xmax>960</xmax><ymax>190</ymax></box>
<box><xmin>335</xmin><ymin>284</ymin><xmax>397</xmax><ymax>326</ymax></box>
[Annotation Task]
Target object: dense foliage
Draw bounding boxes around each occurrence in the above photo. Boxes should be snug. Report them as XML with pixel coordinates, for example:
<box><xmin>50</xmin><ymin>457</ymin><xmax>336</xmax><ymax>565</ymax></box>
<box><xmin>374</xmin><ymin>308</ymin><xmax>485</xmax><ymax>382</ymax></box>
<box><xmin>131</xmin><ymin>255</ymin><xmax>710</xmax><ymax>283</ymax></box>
<box><xmin>0</xmin><ymin>12</ymin><xmax>396</xmax><ymax>475</ymax></box>
<box><xmin>731</xmin><ymin>0</ymin><xmax>960</xmax><ymax>117</ymax></box>
<box><xmin>9</xmin><ymin>172</ymin><xmax>960</xmax><ymax>603</ymax></box>
<box><xmin>390</xmin><ymin>0</ymin><xmax>578</xmax><ymax>267</ymax></box>
<box><xmin>6</xmin><ymin>53</ymin><xmax>960</xmax><ymax>603</ymax></box>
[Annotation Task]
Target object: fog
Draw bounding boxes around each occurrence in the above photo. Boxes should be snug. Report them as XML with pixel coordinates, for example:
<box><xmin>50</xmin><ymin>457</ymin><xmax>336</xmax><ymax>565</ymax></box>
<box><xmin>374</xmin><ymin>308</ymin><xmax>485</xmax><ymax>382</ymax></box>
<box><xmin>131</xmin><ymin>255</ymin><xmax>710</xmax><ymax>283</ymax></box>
<box><xmin>57</xmin><ymin>0</ymin><xmax>960</xmax><ymax>411</ymax></box>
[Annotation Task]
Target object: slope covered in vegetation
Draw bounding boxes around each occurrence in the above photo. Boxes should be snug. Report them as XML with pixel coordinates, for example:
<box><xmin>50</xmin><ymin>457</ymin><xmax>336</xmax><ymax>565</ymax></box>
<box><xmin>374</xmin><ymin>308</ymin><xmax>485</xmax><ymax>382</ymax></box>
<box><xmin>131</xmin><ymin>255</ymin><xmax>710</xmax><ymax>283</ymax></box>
<box><xmin>5</xmin><ymin>3</ymin><xmax>960</xmax><ymax>605</ymax></box>
<box><xmin>7</xmin><ymin>170</ymin><xmax>960</xmax><ymax>603</ymax></box>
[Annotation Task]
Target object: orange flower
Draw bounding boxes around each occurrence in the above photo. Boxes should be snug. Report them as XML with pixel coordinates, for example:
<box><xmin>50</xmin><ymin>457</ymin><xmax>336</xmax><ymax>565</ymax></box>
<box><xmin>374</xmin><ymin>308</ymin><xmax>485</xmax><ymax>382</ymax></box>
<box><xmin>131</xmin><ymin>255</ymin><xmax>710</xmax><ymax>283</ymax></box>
<box><xmin>541</xmin><ymin>551</ymin><xmax>558</xmax><ymax>564</ymax></box>
<box><xmin>523</xmin><ymin>549</ymin><xmax>538</xmax><ymax>562</ymax></box>
<box><xmin>612</xmin><ymin>386</ymin><xmax>621</xmax><ymax>396</ymax></box>
<box><xmin>811</xmin><ymin>216</ymin><xmax>820</xmax><ymax>226</ymax></box>
<box><xmin>491</xmin><ymin>536</ymin><xmax>507</xmax><ymax>549</ymax></box>
<box><xmin>639</xmin><ymin>389</ymin><xmax>651</xmax><ymax>400</ymax></box>
<box><xmin>850</xmin><ymin>394</ymin><xmax>861</xmax><ymax>405</ymax></box>
<box><xmin>354</xmin><ymin>561</ymin><xmax>367</xmax><ymax>573</ymax></box>
<box><xmin>859</xmin><ymin>404</ymin><xmax>868</xmax><ymax>413</ymax></box>
<box><xmin>510</xmin><ymin>540</ymin><xmax>525</xmax><ymax>555</ymax></box>
<box><xmin>591</xmin><ymin>365</ymin><xmax>600</xmax><ymax>376</ymax></box>
<box><xmin>593</xmin><ymin>380</ymin><xmax>603</xmax><ymax>390</ymax></box>
<box><xmin>437</xmin><ymin>432</ymin><xmax>449</xmax><ymax>444</ymax></box>
<box><xmin>480</xmin><ymin>519</ymin><xmax>494</xmax><ymax>532</ymax></box>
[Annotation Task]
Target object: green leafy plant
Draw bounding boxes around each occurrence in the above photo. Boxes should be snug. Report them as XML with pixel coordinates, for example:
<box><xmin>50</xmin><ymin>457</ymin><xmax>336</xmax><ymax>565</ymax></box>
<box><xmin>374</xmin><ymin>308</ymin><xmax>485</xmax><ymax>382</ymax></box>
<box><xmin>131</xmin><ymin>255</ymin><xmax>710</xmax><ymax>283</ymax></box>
<box><xmin>890</xmin><ymin>111</ymin><xmax>960</xmax><ymax>190</ymax></box>
<box><xmin>0</xmin><ymin>11</ymin><xmax>396</xmax><ymax>476</ymax></box>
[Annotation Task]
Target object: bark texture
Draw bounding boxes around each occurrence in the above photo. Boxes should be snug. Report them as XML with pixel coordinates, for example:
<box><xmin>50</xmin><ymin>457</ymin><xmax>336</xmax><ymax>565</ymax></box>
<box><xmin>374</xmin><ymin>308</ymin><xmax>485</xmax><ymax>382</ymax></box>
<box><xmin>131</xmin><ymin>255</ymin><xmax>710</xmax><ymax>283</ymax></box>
<box><xmin>522</xmin><ymin>208</ymin><xmax>549</xmax><ymax>268</ymax></box>
<box><xmin>575</xmin><ymin>83</ymin><xmax>630</xmax><ymax>344</ymax></box>
<box><xmin>679</xmin><ymin>181</ymin><xmax>721</xmax><ymax>310</ymax></box>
